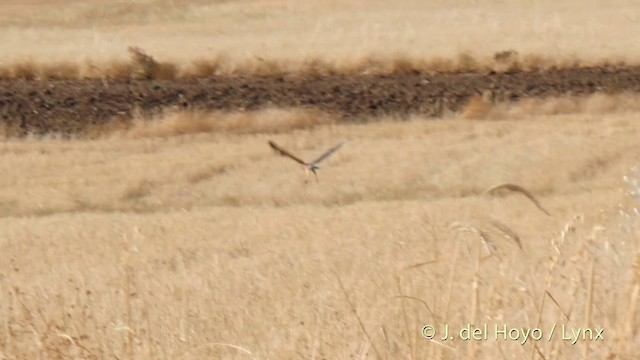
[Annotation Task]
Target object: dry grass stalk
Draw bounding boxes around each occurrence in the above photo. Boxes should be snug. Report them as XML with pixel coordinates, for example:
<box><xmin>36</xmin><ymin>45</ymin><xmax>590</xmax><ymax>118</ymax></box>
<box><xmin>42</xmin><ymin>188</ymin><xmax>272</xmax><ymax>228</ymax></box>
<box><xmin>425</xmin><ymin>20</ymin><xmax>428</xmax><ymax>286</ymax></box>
<box><xmin>442</xmin><ymin>236</ymin><xmax>462</xmax><ymax>325</ymax></box>
<box><xmin>623</xmin><ymin>250</ymin><xmax>640</xmax><ymax>350</ymax></box>
<box><xmin>485</xmin><ymin>183</ymin><xmax>552</xmax><ymax>216</ymax></box>
<box><xmin>391</xmin><ymin>295</ymin><xmax>436</xmax><ymax>323</ymax></box>
<box><xmin>128</xmin><ymin>46</ymin><xmax>158</xmax><ymax>80</ymax></box>
<box><xmin>335</xmin><ymin>273</ymin><xmax>381</xmax><ymax>359</ymax></box>
<box><xmin>400</xmin><ymin>260</ymin><xmax>440</xmax><ymax>272</ymax></box>
<box><xmin>545</xmin><ymin>290</ymin><xmax>570</xmax><ymax>321</ymax></box>
<box><xmin>469</xmin><ymin>238</ymin><xmax>482</xmax><ymax>360</ymax></box>
<box><xmin>584</xmin><ymin>258</ymin><xmax>596</xmax><ymax>359</ymax></box>
<box><xmin>127</xmin><ymin>46</ymin><xmax>177</xmax><ymax>80</ymax></box>
<box><xmin>489</xmin><ymin>220</ymin><xmax>523</xmax><ymax>250</ymax></box>
<box><xmin>175</xmin><ymin>342</ymin><xmax>253</xmax><ymax>359</ymax></box>
<box><xmin>628</xmin><ymin>283</ymin><xmax>640</xmax><ymax>342</ymax></box>
<box><xmin>449</xmin><ymin>222</ymin><xmax>496</xmax><ymax>255</ymax></box>
<box><xmin>123</xmin><ymin>263</ymin><xmax>135</xmax><ymax>360</ymax></box>
<box><xmin>394</xmin><ymin>275</ymin><xmax>415</xmax><ymax>360</ymax></box>
<box><xmin>531</xmin><ymin>214</ymin><xmax>585</xmax><ymax>359</ymax></box>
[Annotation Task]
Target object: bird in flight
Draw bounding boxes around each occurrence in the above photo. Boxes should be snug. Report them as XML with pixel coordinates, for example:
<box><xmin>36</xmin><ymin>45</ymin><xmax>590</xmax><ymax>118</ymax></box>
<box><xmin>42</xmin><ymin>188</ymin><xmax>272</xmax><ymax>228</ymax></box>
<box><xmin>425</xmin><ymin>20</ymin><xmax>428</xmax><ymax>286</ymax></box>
<box><xmin>268</xmin><ymin>140</ymin><xmax>344</xmax><ymax>182</ymax></box>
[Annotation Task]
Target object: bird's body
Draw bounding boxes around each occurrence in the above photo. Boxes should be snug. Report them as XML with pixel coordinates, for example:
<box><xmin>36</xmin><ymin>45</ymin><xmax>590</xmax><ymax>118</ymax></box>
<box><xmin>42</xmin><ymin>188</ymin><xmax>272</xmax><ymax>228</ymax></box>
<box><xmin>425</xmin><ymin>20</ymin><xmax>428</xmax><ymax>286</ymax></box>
<box><xmin>268</xmin><ymin>140</ymin><xmax>343</xmax><ymax>182</ymax></box>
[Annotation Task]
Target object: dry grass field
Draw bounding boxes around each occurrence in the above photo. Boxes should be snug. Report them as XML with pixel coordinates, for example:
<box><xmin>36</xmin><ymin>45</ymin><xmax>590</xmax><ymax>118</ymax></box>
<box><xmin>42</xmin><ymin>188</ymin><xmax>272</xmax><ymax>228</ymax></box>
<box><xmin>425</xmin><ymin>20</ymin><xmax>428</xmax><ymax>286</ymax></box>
<box><xmin>2</xmin><ymin>0</ymin><xmax>640</xmax><ymax>359</ymax></box>
<box><xmin>2</xmin><ymin>104</ymin><xmax>640</xmax><ymax>359</ymax></box>
<box><xmin>2</xmin><ymin>0</ymin><xmax>640</xmax><ymax>77</ymax></box>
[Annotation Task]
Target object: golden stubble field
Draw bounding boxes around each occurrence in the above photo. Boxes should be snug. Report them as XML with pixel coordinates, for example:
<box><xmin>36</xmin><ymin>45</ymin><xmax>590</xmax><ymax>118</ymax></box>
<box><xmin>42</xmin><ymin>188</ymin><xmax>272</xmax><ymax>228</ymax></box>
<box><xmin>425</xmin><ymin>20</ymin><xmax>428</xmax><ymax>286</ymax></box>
<box><xmin>2</xmin><ymin>0</ymin><xmax>640</xmax><ymax>359</ymax></box>
<box><xmin>2</xmin><ymin>106</ymin><xmax>640</xmax><ymax>359</ymax></box>
<box><xmin>2</xmin><ymin>0</ymin><xmax>640</xmax><ymax>76</ymax></box>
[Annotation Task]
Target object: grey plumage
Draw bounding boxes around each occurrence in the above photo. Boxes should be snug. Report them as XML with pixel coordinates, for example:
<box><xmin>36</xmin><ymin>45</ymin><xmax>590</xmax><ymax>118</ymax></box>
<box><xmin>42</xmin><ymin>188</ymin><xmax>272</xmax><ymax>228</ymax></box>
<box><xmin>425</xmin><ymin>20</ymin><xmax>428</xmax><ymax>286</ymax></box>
<box><xmin>268</xmin><ymin>140</ymin><xmax>344</xmax><ymax>182</ymax></box>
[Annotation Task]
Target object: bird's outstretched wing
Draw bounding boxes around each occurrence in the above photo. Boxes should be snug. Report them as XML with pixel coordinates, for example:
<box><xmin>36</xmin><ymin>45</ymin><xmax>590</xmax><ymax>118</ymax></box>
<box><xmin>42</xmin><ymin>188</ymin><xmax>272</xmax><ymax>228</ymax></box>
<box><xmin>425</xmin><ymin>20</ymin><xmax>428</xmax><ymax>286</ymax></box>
<box><xmin>311</xmin><ymin>143</ymin><xmax>344</xmax><ymax>165</ymax></box>
<box><xmin>268</xmin><ymin>140</ymin><xmax>308</xmax><ymax>165</ymax></box>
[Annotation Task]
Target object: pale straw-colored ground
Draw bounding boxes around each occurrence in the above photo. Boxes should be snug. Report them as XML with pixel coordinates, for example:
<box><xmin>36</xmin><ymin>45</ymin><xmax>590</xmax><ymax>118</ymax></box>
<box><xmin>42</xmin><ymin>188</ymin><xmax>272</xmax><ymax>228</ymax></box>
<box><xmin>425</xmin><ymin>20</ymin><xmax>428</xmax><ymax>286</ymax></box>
<box><xmin>2</xmin><ymin>0</ymin><xmax>640</xmax><ymax>358</ymax></box>
<box><xmin>2</xmin><ymin>101</ymin><xmax>640</xmax><ymax>358</ymax></box>
<box><xmin>1</xmin><ymin>0</ymin><xmax>640</xmax><ymax>76</ymax></box>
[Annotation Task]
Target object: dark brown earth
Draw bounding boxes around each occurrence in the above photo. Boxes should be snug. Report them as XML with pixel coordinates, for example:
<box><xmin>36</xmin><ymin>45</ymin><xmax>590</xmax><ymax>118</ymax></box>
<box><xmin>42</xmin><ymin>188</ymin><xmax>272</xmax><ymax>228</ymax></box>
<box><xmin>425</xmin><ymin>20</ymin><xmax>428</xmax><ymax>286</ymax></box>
<box><xmin>2</xmin><ymin>65</ymin><xmax>640</xmax><ymax>136</ymax></box>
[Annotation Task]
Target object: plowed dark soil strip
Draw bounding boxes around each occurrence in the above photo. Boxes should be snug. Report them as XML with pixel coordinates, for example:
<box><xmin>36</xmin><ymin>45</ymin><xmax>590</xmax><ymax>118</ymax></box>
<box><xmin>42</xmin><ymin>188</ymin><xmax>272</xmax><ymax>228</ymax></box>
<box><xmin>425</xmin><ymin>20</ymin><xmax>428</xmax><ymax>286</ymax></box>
<box><xmin>1</xmin><ymin>65</ymin><xmax>640</xmax><ymax>136</ymax></box>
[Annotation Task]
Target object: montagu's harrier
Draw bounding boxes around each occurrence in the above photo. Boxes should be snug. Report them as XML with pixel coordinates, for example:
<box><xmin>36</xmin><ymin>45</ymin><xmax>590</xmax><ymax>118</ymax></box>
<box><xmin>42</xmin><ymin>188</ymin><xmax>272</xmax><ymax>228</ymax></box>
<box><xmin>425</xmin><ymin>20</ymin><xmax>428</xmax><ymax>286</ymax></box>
<box><xmin>268</xmin><ymin>140</ymin><xmax>344</xmax><ymax>182</ymax></box>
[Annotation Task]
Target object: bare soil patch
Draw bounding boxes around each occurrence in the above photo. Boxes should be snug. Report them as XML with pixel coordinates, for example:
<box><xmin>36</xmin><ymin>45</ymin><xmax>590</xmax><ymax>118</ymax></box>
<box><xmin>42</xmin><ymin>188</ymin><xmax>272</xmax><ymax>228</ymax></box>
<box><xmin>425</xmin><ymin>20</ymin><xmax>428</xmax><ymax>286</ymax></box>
<box><xmin>2</xmin><ymin>64</ymin><xmax>640</xmax><ymax>136</ymax></box>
